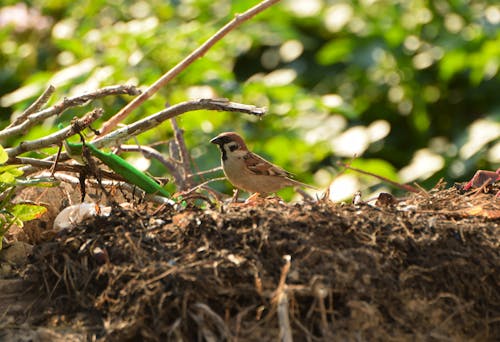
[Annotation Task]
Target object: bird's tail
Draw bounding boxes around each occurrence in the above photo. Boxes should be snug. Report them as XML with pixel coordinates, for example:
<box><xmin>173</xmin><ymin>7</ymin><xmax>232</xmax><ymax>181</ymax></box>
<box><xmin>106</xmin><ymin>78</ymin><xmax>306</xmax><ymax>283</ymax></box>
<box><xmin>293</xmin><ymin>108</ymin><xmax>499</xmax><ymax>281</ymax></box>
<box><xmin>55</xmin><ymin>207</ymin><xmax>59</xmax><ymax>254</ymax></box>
<box><xmin>289</xmin><ymin>179</ymin><xmax>319</xmax><ymax>191</ymax></box>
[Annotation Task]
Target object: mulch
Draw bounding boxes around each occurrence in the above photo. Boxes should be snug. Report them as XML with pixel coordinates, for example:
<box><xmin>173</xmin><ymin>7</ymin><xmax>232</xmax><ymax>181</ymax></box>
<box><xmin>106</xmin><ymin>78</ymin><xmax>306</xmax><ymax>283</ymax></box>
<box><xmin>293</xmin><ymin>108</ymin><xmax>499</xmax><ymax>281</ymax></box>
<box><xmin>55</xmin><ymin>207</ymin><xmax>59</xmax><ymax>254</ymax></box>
<box><xmin>3</xmin><ymin>184</ymin><xmax>500</xmax><ymax>341</ymax></box>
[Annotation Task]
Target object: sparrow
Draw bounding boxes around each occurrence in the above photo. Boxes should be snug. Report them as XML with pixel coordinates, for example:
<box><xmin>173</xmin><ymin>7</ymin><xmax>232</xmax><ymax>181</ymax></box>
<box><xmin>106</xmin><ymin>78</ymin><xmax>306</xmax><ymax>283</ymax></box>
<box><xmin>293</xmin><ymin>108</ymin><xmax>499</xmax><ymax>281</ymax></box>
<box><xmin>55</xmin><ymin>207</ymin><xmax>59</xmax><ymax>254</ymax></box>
<box><xmin>210</xmin><ymin>132</ymin><xmax>316</xmax><ymax>195</ymax></box>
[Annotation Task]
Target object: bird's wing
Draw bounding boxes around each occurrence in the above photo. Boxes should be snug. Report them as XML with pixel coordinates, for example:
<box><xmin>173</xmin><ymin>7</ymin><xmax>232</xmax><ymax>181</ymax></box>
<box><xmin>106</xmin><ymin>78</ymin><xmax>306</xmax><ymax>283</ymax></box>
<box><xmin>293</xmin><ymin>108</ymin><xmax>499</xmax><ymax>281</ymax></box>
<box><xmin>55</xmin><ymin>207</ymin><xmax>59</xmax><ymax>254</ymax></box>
<box><xmin>243</xmin><ymin>152</ymin><xmax>292</xmax><ymax>178</ymax></box>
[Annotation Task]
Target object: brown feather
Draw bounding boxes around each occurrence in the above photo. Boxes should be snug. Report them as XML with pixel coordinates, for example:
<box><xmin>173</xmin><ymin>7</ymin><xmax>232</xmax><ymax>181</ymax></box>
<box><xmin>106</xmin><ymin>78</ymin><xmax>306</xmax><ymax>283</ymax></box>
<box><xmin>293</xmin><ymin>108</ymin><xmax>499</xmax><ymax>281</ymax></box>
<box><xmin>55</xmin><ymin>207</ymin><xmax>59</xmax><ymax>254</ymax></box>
<box><xmin>243</xmin><ymin>152</ymin><xmax>292</xmax><ymax>177</ymax></box>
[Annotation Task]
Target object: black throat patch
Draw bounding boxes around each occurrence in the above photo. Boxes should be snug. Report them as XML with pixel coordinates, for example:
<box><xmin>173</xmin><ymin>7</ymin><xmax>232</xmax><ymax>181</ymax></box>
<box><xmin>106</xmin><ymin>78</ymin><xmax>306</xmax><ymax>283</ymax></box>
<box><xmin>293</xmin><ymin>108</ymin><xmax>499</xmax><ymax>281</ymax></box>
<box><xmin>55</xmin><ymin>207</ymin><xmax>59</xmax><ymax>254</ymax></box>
<box><xmin>220</xmin><ymin>145</ymin><xmax>227</xmax><ymax>161</ymax></box>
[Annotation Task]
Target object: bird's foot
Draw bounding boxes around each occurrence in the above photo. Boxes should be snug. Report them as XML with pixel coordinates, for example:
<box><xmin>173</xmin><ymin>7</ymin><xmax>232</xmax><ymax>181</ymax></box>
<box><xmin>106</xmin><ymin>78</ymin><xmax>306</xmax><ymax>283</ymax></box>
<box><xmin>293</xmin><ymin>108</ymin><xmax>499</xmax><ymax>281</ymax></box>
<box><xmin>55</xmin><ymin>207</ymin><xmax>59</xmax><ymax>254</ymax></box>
<box><xmin>228</xmin><ymin>193</ymin><xmax>266</xmax><ymax>206</ymax></box>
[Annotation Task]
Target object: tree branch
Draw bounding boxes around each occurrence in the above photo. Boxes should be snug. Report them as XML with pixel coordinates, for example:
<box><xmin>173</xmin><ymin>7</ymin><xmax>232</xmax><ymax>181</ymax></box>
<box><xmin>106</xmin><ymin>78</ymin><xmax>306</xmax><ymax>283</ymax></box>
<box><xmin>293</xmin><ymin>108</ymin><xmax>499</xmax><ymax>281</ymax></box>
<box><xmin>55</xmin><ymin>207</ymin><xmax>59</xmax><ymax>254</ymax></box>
<box><xmin>98</xmin><ymin>0</ymin><xmax>282</xmax><ymax>136</ymax></box>
<box><xmin>0</xmin><ymin>85</ymin><xmax>140</xmax><ymax>140</ymax></box>
<box><xmin>91</xmin><ymin>98</ymin><xmax>266</xmax><ymax>150</ymax></box>
<box><xmin>13</xmin><ymin>157</ymin><xmax>128</xmax><ymax>181</ymax></box>
<box><xmin>171</xmin><ymin>117</ymin><xmax>193</xmax><ymax>190</ymax></box>
<box><xmin>187</xmin><ymin>166</ymin><xmax>223</xmax><ymax>179</ymax></box>
<box><xmin>32</xmin><ymin>171</ymin><xmax>174</xmax><ymax>205</ymax></box>
<box><xmin>5</xmin><ymin>85</ymin><xmax>55</xmax><ymax>129</ymax></box>
<box><xmin>338</xmin><ymin>162</ymin><xmax>421</xmax><ymax>193</ymax></box>
<box><xmin>5</xmin><ymin>108</ymin><xmax>103</xmax><ymax>158</ymax></box>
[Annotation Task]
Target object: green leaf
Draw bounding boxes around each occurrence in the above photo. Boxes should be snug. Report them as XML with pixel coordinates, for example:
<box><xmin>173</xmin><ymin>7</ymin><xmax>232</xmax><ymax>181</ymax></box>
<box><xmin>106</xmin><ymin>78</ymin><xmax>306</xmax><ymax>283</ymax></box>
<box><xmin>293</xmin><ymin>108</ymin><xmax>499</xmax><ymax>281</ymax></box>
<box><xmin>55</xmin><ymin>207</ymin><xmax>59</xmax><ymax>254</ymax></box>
<box><xmin>439</xmin><ymin>50</ymin><xmax>467</xmax><ymax>81</ymax></box>
<box><xmin>0</xmin><ymin>145</ymin><xmax>7</xmax><ymax>164</ymax></box>
<box><xmin>0</xmin><ymin>165</ymin><xmax>22</xmax><ymax>173</ymax></box>
<box><xmin>0</xmin><ymin>171</ymin><xmax>17</xmax><ymax>184</ymax></box>
<box><xmin>0</xmin><ymin>166</ymin><xmax>24</xmax><ymax>184</ymax></box>
<box><xmin>11</xmin><ymin>204</ymin><xmax>47</xmax><ymax>222</ymax></box>
<box><xmin>316</xmin><ymin>39</ymin><xmax>354</xmax><ymax>65</ymax></box>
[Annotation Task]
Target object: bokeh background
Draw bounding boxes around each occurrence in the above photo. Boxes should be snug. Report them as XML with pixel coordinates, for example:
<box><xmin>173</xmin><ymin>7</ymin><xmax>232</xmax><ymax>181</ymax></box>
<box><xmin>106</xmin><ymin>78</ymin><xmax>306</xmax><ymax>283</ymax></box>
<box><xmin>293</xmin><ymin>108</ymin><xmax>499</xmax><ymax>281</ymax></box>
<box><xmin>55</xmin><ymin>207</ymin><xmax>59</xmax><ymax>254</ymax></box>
<box><xmin>1</xmin><ymin>0</ymin><xmax>499</xmax><ymax>200</ymax></box>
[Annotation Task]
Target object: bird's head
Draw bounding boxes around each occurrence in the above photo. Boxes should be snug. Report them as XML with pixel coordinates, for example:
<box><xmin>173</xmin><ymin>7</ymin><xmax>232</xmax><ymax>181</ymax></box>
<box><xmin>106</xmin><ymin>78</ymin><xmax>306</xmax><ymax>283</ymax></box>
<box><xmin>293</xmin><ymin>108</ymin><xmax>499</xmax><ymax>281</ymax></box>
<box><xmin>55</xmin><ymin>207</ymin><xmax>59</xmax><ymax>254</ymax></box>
<box><xmin>210</xmin><ymin>132</ymin><xmax>248</xmax><ymax>160</ymax></box>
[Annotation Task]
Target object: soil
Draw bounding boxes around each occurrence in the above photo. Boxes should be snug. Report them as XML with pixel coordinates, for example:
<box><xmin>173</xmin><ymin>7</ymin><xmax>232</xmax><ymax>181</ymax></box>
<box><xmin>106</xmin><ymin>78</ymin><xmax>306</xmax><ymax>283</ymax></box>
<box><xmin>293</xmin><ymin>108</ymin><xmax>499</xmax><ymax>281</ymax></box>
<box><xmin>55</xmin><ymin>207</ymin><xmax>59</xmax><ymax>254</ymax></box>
<box><xmin>0</xmin><ymin>183</ymin><xmax>499</xmax><ymax>341</ymax></box>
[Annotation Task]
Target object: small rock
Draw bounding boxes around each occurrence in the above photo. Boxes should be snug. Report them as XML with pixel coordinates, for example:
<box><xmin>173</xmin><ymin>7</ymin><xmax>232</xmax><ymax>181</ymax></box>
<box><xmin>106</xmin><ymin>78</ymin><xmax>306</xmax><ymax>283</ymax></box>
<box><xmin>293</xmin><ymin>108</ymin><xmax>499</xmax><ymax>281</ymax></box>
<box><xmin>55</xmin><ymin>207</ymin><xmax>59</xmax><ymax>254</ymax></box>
<box><xmin>0</xmin><ymin>241</ymin><xmax>33</xmax><ymax>266</ymax></box>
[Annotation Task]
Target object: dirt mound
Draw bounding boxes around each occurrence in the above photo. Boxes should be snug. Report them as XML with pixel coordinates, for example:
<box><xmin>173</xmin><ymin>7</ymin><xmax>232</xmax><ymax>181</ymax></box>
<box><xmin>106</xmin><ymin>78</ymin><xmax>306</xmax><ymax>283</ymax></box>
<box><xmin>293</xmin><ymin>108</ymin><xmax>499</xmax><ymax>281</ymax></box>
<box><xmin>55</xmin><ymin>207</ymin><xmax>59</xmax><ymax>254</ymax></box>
<box><xmin>3</xmin><ymin>186</ymin><xmax>500</xmax><ymax>341</ymax></box>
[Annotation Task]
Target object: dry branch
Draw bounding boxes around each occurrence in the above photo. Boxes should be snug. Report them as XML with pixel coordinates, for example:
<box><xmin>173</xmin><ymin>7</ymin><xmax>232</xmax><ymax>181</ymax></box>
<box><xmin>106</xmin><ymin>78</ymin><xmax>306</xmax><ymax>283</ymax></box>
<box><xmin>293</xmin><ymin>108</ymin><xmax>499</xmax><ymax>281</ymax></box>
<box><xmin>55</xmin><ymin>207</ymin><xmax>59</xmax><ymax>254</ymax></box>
<box><xmin>170</xmin><ymin>117</ymin><xmax>192</xmax><ymax>189</ymax></box>
<box><xmin>180</xmin><ymin>177</ymin><xmax>226</xmax><ymax>196</ymax></box>
<box><xmin>191</xmin><ymin>303</ymin><xmax>232</xmax><ymax>340</ymax></box>
<box><xmin>338</xmin><ymin>162</ymin><xmax>421</xmax><ymax>193</ymax></box>
<box><xmin>27</xmin><ymin>171</ymin><xmax>173</xmax><ymax>205</ymax></box>
<box><xmin>12</xmin><ymin>157</ymin><xmax>154</xmax><ymax>193</ymax></box>
<box><xmin>98</xmin><ymin>0</ymin><xmax>282</xmax><ymax>136</ymax></box>
<box><xmin>275</xmin><ymin>255</ymin><xmax>293</xmax><ymax>342</ymax></box>
<box><xmin>0</xmin><ymin>85</ymin><xmax>140</xmax><ymax>140</ymax></box>
<box><xmin>5</xmin><ymin>85</ymin><xmax>55</xmax><ymax>129</ymax></box>
<box><xmin>5</xmin><ymin>109</ymin><xmax>103</xmax><ymax>159</ymax></box>
<box><xmin>91</xmin><ymin>98</ymin><xmax>265</xmax><ymax>150</ymax></box>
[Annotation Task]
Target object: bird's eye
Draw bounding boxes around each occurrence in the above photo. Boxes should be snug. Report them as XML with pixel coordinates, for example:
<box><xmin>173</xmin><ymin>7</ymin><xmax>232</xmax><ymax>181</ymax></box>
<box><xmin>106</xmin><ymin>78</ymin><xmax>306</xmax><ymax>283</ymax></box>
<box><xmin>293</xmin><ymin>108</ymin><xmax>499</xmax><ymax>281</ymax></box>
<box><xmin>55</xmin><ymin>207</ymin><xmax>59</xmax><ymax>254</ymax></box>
<box><xmin>228</xmin><ymin>143</ymin><xmax>239</xmax><ymax>152</ymax></box>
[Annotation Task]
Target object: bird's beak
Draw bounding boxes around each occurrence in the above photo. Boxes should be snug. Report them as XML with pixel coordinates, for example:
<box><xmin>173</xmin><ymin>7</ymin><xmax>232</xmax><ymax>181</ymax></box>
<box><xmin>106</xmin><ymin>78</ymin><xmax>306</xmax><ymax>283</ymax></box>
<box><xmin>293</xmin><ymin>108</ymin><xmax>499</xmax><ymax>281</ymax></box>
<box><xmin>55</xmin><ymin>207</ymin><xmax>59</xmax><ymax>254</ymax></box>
<box><xmin>210</xmin><ymin>136</ymin><xmax>223</xmax><ymax>145</ymax></box>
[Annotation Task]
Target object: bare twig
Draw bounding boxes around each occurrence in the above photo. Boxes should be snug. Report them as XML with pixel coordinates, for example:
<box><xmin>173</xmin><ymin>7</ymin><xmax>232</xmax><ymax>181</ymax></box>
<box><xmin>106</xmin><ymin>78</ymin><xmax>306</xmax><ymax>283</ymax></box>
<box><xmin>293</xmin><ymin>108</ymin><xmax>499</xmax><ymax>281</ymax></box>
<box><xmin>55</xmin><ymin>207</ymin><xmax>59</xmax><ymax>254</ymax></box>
<box><xmin>50</xmin><ymin>144</ymin><xmax>63</xmax><ymax>176</ymax></box>
<box><xmin>338</xmin><ymin>161</ymin><xmax>421</xmax><ymax>193</ymax></box>
<box><xmin>277</xmin><ymin>291</ymin><xmax>293</xmax><ymax>342</ymax></box>
<box><xmin>231</xmin><ymin>189</ymin><xmax>240</xmax><ymax>203</ymax></box>
<box><xmin>412</xmin><ymin>182</ymin><xmax>429</xmax><ymax>196</ymax></box>
<box><xmin>168</xmin><ymin>137</ymin><xmax>181</xmax><ymax>164</ymax></box>
<box><xmin>234</xmin><ymin>305</ymin><xmax>256</xmax><ymax>342</ymax></box>
<box><xmin>324</xmin><ymin>157</ymin><xmax>357</xmax><ymax>200</ymax></box>
<box><xmin>98</xmin><ymin>0</ymin><xmax>281</xmax><ymax>136</ymax></box>
<box><xmin>0</xmin><ymin>85</ymin><xmax>140</xmax><ymax>140</ymax></box>
<box><xmin>6</xmin><ymin>85</ymin><xmax>55</xmax><ymax>129</ymax></box>
<box><xmin>14</xmin><ymin>157</ymin><xmax>71</xmax><ymax>176</ymax></box>
<box><xmin>274</xmin><ymin>255</ymin><xmax>291</xmax><ymax>303</ymax></box>
<box><xmin>191</xmin><ymin>303</ymin><xmax>232</xmax><ymax>340</ymax></box>
<box><xmin>5</xmin><ymin>108</ymin><xmax>103</xmax><ymax>158</ymax></box>
<box><xmin>274</xmin><ymin>255</ymin><xmax>293</xmax><ymax>342</ymax></box>
<box><xmin>91</xmin><ymin>99</ymin><xmax>265</xmax><ymax>151</ymax></box>
<box><xmin>293</xmin><ymin>320</ymin><xmax>315</xmax><ymax>342</ymax></box>
<box><xmin>170</xmin><ymin>117</ymin><xmax>193</xmax><ymax>190</ymax></box>
<box><xmin>311</xmin><ymin>278</ymin><xmax>330</xmax><ymax>336</ymax></box>
<box><xmin>33</xmin><ymin>171</ymin><xmax>174</xmax><ymax>205</ymax></box>
<box><xmin>187</xmin><ymin>166</ymin><xmax>223</xmax><ymax>179</ymax></box>
<box><xmin>12</xmin><ymin>157</ymin><xmax>125</xmax><ymax>182</ymax></box>
<box><xmin>179</xmin><ymin>177</ymin><xmax>226</xmax><ymax>197</ymax></box>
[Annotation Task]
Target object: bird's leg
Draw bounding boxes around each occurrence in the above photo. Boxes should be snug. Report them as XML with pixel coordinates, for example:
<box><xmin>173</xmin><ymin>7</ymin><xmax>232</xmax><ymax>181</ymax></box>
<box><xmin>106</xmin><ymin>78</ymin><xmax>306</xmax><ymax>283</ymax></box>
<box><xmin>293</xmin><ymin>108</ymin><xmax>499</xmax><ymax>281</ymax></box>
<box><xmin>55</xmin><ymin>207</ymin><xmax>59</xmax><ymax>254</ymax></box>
<box><xmin>245</xmin><ymin>192</ymin><xmax>278</xmax><ymax>205</ymax></box>
<box><xmin>229</xmin><ymin>192</ymin><xmax>263</xmax><ymax>207</ymax></box>
<box><xmin>245</xmin><ymin>192</ymin><xmax>262</xmax><ymax>203</ymax></box>
<box><xmin>231</xmin><ymin>188</ymin><xmax>240</xmax><ymax>203</ymax></box>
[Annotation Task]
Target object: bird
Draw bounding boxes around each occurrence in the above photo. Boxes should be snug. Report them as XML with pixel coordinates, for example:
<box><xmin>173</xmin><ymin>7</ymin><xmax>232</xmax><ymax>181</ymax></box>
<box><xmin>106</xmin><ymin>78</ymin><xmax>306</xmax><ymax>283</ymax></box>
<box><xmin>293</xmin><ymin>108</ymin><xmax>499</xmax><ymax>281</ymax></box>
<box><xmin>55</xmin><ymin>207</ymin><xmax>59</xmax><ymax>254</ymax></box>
<box><xmin>210</xmin><ymin>132</ymin><xmax>316</xmax><ymax>196</ymax></box>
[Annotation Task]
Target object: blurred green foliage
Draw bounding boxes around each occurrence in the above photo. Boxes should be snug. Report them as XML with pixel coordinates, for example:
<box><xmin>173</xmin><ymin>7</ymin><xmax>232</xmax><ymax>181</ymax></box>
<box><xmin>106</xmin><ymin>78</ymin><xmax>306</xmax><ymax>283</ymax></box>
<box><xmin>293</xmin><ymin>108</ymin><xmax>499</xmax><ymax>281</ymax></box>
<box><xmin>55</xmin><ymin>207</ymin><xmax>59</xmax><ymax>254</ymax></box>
<box><xmin>0</xmin><ymin>145</ymin><xmax>49</xmax><ymax>247</ymax></box>
<box><xmin>0</xmin><ymin>0</ymin><xmax>499</xmax><ymax>199</ymax></box>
